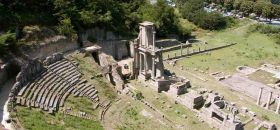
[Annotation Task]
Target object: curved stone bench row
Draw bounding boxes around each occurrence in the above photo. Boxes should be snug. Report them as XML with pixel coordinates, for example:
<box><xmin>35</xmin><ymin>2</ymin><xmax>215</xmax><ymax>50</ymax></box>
<box><xmin>16</xmin><ymin>58</ymin><xmax>99</xmax><ymax>113</ymax></box>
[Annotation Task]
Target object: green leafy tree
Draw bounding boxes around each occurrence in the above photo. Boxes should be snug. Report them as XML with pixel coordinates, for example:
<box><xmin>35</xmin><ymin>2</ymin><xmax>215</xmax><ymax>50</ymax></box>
<box><xmin>233</xmin><ymin>0</ymin><xmax>244</xmax><ymax>10</ymax></box>
<box><xmin>138</xmin><ymin>0</ymin><xmax>181</xmax><ymax>37</ymax></box>
<box><xmin>240</xmin><ymin>1</ymin><xmax>254</xmax><ymax>16</ymax></box>
<box><xmin>253</xmin><ymin>2</ymin><xmax>265</xmax><ymax>17</ymax></box>
<box><xmin>262</xmin><ymin>3</ymin><xmax>277</xmax><ymax>21</ymax></box>
<box><xmin>224</xmin><ymin>0</ymin><xmax>234</xmax><ymax>11</ymax></box>
<box><xmin>57</xmin><ymin>18</ymin><xmax>76</xmax><ymax>39</ymax></box>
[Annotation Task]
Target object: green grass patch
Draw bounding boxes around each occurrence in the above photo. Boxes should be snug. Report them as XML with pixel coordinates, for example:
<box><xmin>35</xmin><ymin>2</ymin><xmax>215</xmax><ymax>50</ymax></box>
<box><xmin>16</xmin><ymin>106</ymin><xmax>103</xmax><ymax>130</ymax></box>
<box><xmin>66</xmin><ymin>52</ymin><xmax>117</xmax><ymax>101</ymax></box>
<box><xmin>248</xmin><ymin>70</ymin><xmax>279</xmax><ymax>85</ymax></box>
<box><xmin>164</xmin><ymin>19</ymin><xmax>280</xmax><ymax>74</ymax></box>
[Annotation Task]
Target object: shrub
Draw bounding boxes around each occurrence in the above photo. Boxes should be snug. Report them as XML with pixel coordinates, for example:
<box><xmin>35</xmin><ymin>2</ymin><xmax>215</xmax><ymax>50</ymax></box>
<box><xmin>249</xmin><ymin>24</ymin><xmax>280</xmax><ymax>34</ymax></box>
<box><xmin>0</xmin><ymin>32</ymin><xmax>16</xmax><ymax>56</ymax></box>
<box><xmin>194</xmin><ymin>12</ymin><xmax>228</xmax><ymax>30</ymax></box>
<box><xmin>135</xmin><ymin>90</ymin><xmax>144</xmax><ymax>100</ymax></box>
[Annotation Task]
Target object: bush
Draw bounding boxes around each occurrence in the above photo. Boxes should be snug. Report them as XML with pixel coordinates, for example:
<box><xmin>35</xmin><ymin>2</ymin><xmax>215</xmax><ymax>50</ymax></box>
<box><xmin>0</xmin><ymin>32</ymin><xmax>17</xmax><ymax>56</ymax></box>
<box><xmin>180</xmin><ymin>0</ymin><xmax>231</xmax><ymax>30</ymax></box>
<box><xmin>249</xmin><ymin>24</ymin><xmax>280</xmax><ymax>34</ymax></box>
<box><xmin>191</xmin><ymin>11</ymin><xmax>229</xmax><ymax>30</ymax></box>
<box><xmin>135</xmin><ymin>91</ymin><xmax>144</xmax><ymax>100</ymax></box>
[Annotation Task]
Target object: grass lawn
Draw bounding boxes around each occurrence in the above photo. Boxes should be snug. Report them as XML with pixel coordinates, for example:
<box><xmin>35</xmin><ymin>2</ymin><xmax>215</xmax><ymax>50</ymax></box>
<box><xmin>164</xmin><ymin>19</ymin><xmax>280</xmax><ymax>74</ymax></box>
<box><xmin>104</xmin><ymin>95</ymin><xmax>173</xmax><ymax>130</ymax></box>
<box><xmin>128</xmin><ymin>80</ymin><xmax>212</xmax><ymax>130</ymax></box>
<box><xmin>16</xmin><ymin>106</ymin><xmax>103</xmax><ymax>130</ymax></box>
<box><xmin>248</xmin><ymin>70</ymin><xmax>279</xmax><ymax>85</ymax></box>
<box><xmin>66</xmin><ymin>52</ymin><xmax>118</xmax><ymax>101</ymax></box>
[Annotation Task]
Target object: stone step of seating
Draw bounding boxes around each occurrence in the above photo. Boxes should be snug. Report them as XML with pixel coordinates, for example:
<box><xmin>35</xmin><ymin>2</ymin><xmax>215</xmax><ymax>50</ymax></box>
<box><xmin>54</xmin><ymin>63</ymin><xmax>73</xmax><ymax>75</ymax></box>
<box><xmin>48</xmin><ymin>60</ymin><xmax>69</xmax><ymax>70</ymax></box>
<box><xmin>16</xmin><ymin>97</ymin><xmax>21</xmax><ymax>105</ymax></box>
<box><xmin>18</xmin><ymin>82</ymin><xmax>30</xmax><ymax>96</ymax></box>
<box><xmin>41</xmin><ymin>81</ymin><xmax>59</xmax><ymax>106</ymax></box>
<box><xmin>45</xmin><ymin>80</ymin><xmax>65</xmax><ymax>107</ymax></box>
<box><xmin>31</xmin><ymin>72</ymin><xmax>57</xmax><ymax>99</ymax></box>
<box><xmin>78</xmin><ymin>79</ymin><xmax>87</xmax><ymax>85</ymax></box>
<box><xmin>20</xmin><ymin>98</ymin><xmax>26</xmax><ymax>106</ymax></box>
<box><xmin>23</xmin><ymin>72</ymin><xmax>47</xmax><ymax>98</ymax></box>
<box><xmin>88</xmin><ymin>90</ymin><xmax>98</xmax><ymax>98</ymax></box>
<box><xmin>52</xmin><ymin>83</ymin><xmax>72</xmax><ymax>109</ymax></box>
<box><xmin>47</xmin><ymin>59</ymin><xmax>67</xmax><ymax>68</ymax></box>
<box><xmin>50</xmin><ymin>63</ymin><xmax>72</xmax><ymax>74</ymax></box>
<box><xmin>92</xmin><ymin>96</ymin><xmax>99</xmax><ymax>103</ymax></box>
<box><xmin>34</xmin><ymin>74</ymin><xmax>58</xmax><ymax>103</ymax></box>
<box><xmin>50</xmin><ymin>83</ymin><xmax>67</xmax><ymax>107</ymax></box>
<box><xmin>59</xmin><ymin>87</ymin><xmax>75</xmax><ymax>107</ymax></box>
<box><xmin>62</xmin><ymin>70</ymin><xmax>79</xmax><ymax>80</ymax></box>
<box><xmin>36</xmin><ymin>72</ymin><xmax>51</xmax><ymax>84</ymax></box>
<box><xmin>79</xmin><ymin>84</ymin><xmax>91</xmax><ymax>94</ymax></box>
<box><xmin>82</xmin><ymin>86</ymin><xmax>94</xmax><ymax>97</ymax></box>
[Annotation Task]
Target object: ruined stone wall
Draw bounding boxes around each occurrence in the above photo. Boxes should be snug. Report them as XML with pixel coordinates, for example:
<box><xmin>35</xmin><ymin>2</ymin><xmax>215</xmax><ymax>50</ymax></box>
<box><xmin>96</xmin><ymin>40</ymin><xmax>129</xmax><ymax>60</ymax></box>
<box><xmin>43</xmin><ymin>53</ymin><xmax>64</xmax><ymax>66</ymax></box>
<box><xmin>81</xmin><ymin>27</ymin><xmax>121</xmax><ymax>41</ymax></box>
<box><xmin>98</xmin><ymin>53</ymin><xmax>124</xmax><ymax>91</ymax></box>
<box><xmin>9</xmin><ymin>59</ymin><xmax>45</xmax><ymax>98</ymax></box>
<box><xmin>21</xmin><ymin>36</ymin><xmax>78</xmax><ymax>60</ymax></box>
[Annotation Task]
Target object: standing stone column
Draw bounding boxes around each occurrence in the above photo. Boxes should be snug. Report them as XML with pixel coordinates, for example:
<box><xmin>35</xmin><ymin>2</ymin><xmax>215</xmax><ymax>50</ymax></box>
<box><xmin>135</xmin><ymin>51</ymin><xmax>139</xmax><ymax>68</ymax></box>
<box><xmin>266</xmin><ymin>91</ymin><xmax>273</xmax><ymax>109</ymax></box>
<box><xmin>152</xmin><ymin>57</ymin><xmax>155</xmax><ymax>79</ymax></box>
<box><xmin>180</xmin><ymin>44</ymin><xmax>183</xmax><ymax>56</ymax></box>
<box><xmin>139</xmin><ymin>54</ymin><xmax>142</xmax><ymax>73</ymax></box>
<box><xmin>276</xmin><ymin>98</ymin><xmax>280</xmax><ymax>114</ymax></box>
<box><xmin>153</xmin><ymin>31</ymin><xmax>156</xmax><ymax>51</ymax></box>
<box><xmin>257</xmin><ymin>87</ymin><xmax>263</xmax><ymax>105</ymax></box>
<box><xmin>144</xmin><ymin>53</ymin><xmax>148</xmax><ymax>75</ymax></box>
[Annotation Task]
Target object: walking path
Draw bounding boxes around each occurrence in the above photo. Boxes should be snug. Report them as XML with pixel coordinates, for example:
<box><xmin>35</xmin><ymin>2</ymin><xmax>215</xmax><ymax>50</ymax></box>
<box><xmin>0</xmin><ymin>79</ymin><xmax>15</xmax><ymax>130</ymax></box>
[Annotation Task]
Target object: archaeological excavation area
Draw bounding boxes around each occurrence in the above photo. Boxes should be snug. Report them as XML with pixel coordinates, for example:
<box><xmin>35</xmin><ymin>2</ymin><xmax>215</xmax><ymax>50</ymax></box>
<box><xmin>0</xmin><ymin>21</ymin><xmax>280</xmax><ymax>130</ymax></box>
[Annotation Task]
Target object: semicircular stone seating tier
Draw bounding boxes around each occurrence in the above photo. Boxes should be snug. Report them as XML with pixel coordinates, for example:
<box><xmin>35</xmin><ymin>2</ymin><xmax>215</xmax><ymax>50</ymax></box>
<box><xmin>16</xmin><ymin>58</ymin><xmax>99</xmax><ymax>113</ymax></box>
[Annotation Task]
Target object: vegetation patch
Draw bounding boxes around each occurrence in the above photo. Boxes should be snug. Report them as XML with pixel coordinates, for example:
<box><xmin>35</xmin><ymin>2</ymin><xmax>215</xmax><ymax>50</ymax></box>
<box><xmin>16</xmin><ymin>106</ymin><xmax>103</xmax><ymax>130</ymax></box>
<box><xmin>248</xmin><ymin>70</ymin><xmax>279</xmax><ymax>85</ymax></box>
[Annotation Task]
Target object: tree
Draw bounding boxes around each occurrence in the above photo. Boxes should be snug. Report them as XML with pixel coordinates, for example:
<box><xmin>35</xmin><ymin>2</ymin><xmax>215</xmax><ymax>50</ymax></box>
<box><xmin>224</xmin><ymin>0</ymin><xmax>234</xmax><ymax>11</ymax></box>
<box><xmin>197</xmin><ymin>12</ymin><xmax>227</xmax><ymax>30</ymax></box>
<box><xmin>57</xmin><ymin>18</ymin><xmax>76</xmax><ymax>39</ymax></box>
<box><xmin>138</xmin><ymin>0</ymin><xmax>180</xmax><ymax>37</ymax></box>
<box><xmin>253</xmin><ymin>2</ymin><xmax>265</xmax><ymax>17</ymax></box>
<box><xmin>240</xmin><ymin>1</ymin><xmax>254</xmax><ymax>16</ymax></box>
<box><xmin>262</xmin><ymin>3</ymin><xmax>277</xmax><ymax>21</ymax></box>
<box><xmin>233</xmin><ymin>0</ymin><xmax>244</xmax><ymax>10</ymax></box>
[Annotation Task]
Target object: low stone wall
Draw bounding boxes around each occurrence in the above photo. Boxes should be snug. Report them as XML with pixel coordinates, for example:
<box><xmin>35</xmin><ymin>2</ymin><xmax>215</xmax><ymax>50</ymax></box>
<box><xmin>21</xmin><ymin>36</ymin><xmax>78</xmax><ymax>60</ymax></box>
<box><xmin>43</xmin><ymin>53</ymin><xmax>64</xmax><ymax>66</ymax></box>
<box><xmin>165</xmin><ymin>43</ymin><xmax>237</xmax><ymax>60</ymax></box>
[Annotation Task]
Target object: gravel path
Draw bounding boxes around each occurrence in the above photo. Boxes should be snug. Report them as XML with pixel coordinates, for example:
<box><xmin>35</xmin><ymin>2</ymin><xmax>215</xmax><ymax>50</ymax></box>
<box><xmin>0</xmin><ymin>79</ymin><xmax>15</xmax><ymax>130</ymax></box>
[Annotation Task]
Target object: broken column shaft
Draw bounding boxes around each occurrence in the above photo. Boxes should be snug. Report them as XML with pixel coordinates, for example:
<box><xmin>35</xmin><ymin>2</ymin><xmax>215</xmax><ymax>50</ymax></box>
<box><xmin>257</xmin><ymin>87</ymin><xmax>263</xmax><ymax>105</ymax></box>
<box><xmin>266</xmin><ymin>91</ymin><xmax>273</xmax><ymax>109</ymax></box>
<box><xmin>276</xmin><ymin>98</ymin><xmax>280</xmax><ymax>114</ymax></box>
